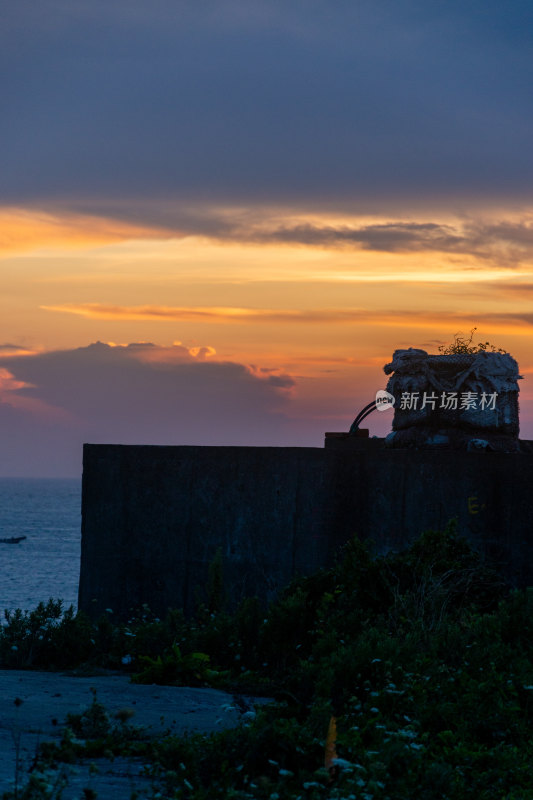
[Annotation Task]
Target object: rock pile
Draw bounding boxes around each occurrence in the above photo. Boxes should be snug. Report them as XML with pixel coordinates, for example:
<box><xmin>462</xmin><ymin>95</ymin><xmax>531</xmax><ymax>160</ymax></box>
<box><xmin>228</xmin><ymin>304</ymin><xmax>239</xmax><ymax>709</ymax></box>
<box><xmin>383</xmin><ymin>348</ymin><xmax>522</xmax><ymax>451</ymax></box>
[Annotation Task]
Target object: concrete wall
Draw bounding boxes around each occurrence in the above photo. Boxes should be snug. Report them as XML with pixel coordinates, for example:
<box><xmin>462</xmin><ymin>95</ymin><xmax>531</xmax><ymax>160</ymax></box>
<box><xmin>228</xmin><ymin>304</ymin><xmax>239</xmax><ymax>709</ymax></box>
<box><xmin>79</xmin><ymin>443</ymin><xmax>533</xmax><ymax>619</ymax></box>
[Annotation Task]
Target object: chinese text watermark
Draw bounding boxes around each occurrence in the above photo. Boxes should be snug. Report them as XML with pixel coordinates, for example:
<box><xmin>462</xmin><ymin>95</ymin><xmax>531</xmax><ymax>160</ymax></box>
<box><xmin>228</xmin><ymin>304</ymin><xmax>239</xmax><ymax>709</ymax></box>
<box><xmin>398</xmin><ymin>391</ymin><xmax>498</xmax><ymax>411</ymax></box>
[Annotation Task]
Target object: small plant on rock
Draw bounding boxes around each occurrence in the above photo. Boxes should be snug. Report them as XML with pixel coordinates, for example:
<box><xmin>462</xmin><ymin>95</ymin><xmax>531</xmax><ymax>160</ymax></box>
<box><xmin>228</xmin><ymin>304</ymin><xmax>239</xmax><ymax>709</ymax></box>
<box><xmin>438</xmin><ymin>327</ymin><xmax>507</xmax><ymax>354</ymax></box>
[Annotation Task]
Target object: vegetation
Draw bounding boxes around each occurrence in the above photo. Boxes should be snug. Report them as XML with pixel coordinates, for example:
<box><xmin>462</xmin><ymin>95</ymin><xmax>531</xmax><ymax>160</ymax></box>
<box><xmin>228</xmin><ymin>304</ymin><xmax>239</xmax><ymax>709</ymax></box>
<box><xmin>438</xmin><ymin>328</ymin><xmax>507</xmax><ymax>355</ymax></box>
<box><xmin>2</xmin><ymin>522</ymin><xmax>533</xmax><ymax>798</ymax></box>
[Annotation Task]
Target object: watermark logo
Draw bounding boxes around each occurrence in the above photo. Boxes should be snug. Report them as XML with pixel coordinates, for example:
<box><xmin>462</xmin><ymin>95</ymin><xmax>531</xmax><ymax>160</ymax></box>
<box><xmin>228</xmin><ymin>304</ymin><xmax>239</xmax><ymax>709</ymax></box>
<box><xmin>375</xmin><ymin>389</ymin><xmax>396</xmax><ymax>411</ymax></box>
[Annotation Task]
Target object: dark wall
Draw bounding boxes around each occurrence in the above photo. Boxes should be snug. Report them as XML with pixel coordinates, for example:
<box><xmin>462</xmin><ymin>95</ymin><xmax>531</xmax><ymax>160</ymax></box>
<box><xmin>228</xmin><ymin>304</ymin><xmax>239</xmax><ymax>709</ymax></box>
<box><xmin>79</xmin><ymin>444</ymin><xmax>533</xmax><ymax>618</ymax></box>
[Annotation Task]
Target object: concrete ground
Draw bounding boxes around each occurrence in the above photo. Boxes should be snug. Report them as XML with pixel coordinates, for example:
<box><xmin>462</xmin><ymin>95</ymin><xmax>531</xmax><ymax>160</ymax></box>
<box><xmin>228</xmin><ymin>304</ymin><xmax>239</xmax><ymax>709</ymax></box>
<box><xmin>0</xmin><ymin>670</ymin><xmax>269</xmax><ymax>798</ymax></box>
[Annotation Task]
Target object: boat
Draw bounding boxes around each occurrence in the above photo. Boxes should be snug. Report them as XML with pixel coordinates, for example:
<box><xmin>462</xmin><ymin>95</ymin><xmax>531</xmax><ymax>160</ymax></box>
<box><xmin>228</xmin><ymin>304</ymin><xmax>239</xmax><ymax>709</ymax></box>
<box><xmin>0</xmin><ymin>536</ymin><xmax>27</xmax><ymax>544</ymax></box>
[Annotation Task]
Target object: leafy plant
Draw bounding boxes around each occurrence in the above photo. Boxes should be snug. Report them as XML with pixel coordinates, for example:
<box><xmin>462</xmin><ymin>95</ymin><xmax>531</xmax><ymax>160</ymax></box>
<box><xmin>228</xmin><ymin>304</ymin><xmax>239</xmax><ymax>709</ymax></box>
<box><xmin>66</xmin><ymin>688</ymin><xmax>111</xmax><ymax>739</ymax></box>
<box><xmin>132</xmin><ymin>644</ymin><xmax>225</xmax><ymax>687</ymax></box>
<box><xmin>438</xmin><ymin>327</ymin><xmax>507</xmax><ymax>355</ymax></box>
<box><xmin>0</xmin><ymin>600</ymin><xmax>98</xmax><ymax>670</ymax></box>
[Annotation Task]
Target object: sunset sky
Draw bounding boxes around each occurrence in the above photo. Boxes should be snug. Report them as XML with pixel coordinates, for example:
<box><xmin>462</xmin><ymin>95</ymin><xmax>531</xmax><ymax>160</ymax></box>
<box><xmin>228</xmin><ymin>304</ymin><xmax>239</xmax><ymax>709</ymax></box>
<box><xmin>1</xmin><ymin>0</ymin><xmax>533</xmax><ymax>476</ymax></box>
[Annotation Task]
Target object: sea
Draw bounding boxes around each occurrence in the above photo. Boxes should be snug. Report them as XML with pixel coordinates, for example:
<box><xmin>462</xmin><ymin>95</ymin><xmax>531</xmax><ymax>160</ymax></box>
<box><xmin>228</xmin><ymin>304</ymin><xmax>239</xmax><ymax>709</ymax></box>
<box><xmin>0</xmin><ymin>478</ymin><xmax>81</xmax><ymax>614</ymax></box>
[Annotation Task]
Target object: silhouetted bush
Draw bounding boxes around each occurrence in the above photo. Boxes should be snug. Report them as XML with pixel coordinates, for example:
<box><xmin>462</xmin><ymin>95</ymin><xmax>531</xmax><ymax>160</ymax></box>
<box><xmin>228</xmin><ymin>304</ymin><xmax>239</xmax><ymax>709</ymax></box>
<box><xmin>3</xmin><ymin>524</ymin><xmax>533</xmax><ymax>798</ymax></box>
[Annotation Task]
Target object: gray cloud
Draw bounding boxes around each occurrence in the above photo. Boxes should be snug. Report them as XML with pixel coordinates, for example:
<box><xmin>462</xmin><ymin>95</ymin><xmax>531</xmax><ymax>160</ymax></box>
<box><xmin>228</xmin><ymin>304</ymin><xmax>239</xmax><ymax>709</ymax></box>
<box><xmin>28</xmin><ymin>198</ymin><xmax>533</xmax><ymax>266</ymax></box>
<box><xmin>0</xmin><ymin>342</ymin><xmax>293</xmax><ymax>423</ymax></box>
<box><xmin>265</xmin><ymin>222</ymin><xmax>460</xmax><ymax>250</ymax></box>
<box><xmin>0</xmin><ymin>342</ymin><xmax>307</xmax><ymax>476</ymax></box>
<box><xmin>1</xmin><ymin>0</ymin><xmax>532</xmax><ymax>212</ymax></box>
<box><xmin>0</xmin><ymin>344</ymin><xmax>29</xmax><ymax>352</ymax></box>
<box><xmin>252</xmin><ymin>219</ymin><xmax>533</xmax><ymax>265</ymax></box>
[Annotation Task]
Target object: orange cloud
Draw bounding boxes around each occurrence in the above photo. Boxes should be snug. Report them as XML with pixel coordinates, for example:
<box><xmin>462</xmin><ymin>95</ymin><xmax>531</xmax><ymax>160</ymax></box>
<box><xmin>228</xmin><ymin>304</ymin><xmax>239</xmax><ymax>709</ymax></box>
<box><xmin>40</xmin><ymin>303</ymin><xmax>533</xmax><ymax>334</ymax></box>
<box><xmin>115</xmin><ymin>341</ymin><xmax>217</xmax><ymax>363</ymax></box>
<box><xmin>0</xmin><ymin>367</ymin><xmax>30</xmax><ymax>394</ymax></box>
<box><xmin>0</xmin><ymin>208</ymin><xmax>173</xmax><ymax>255</ymax></box>
<box><xmin>41</xmin><ymin>303</ymin><xmax>371</xmax><ymax>322</ymax></box>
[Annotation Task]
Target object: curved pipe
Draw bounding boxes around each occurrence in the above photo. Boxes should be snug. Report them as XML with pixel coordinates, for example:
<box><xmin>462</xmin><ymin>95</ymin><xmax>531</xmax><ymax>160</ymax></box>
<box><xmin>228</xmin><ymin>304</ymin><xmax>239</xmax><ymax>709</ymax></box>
<box><xmin>349</xmin><ymin>400</ymin><xmax>377</xmax><ymax>434</ymax></box>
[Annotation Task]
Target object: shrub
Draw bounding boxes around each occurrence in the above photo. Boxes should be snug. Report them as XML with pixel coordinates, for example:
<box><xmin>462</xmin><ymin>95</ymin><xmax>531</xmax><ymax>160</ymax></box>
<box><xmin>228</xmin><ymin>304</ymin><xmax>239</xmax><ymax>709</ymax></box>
<box><xmin>5</xmin><ymin>524</ymin><xmax>533</xmax><ymax>798</ymax></box>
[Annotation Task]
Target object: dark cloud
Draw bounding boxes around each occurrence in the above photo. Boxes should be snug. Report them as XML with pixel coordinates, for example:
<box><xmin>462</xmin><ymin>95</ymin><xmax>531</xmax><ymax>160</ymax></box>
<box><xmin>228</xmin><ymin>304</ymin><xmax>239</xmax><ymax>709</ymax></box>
<box><xmin>265</xmin><ymin>222</ymin><xmax>458</xmax><ymax>250</ymax></box>
<box><xmin>264</xmin><ymin>374</ymin><xmax>294</xmax><ymax>389</ymax></box>
<box><xmin>0</xmin><ymin>342</ymin><xmax>293</xmax><ymax>424</ymax></box>
<box><xmin>252</xmin><ymin>219</ymin><xmax>533</xmax><ymax>265</ymax></box>
<box><xmin>0</xmin><ymin>342</ymin><xmax>305</xmax><ymax>476</ymax></box>
<box><xmin>0</xmin><ymin>344</ymin><xmax>28</xmax><ymax>352</ymax></box>
<box><xmin>1</xmin><ymin>0</ymin><xmax>532</xmax><ymax>211</ymax></box>
<box><xmin>87</xmin><ymin>211</ymin><xmax>533</xmax><ymax>266</ymax></box>
<box><xmin>26</xmin><ymin>202</ymin><xmax>533</xmax><ymax>266</ymax></box>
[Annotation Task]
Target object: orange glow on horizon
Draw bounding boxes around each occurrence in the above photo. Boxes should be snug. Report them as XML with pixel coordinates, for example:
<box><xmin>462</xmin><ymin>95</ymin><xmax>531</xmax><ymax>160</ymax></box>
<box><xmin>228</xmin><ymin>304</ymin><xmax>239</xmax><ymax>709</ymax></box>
<box><xmin>1</xmin><ymin>203</ymin><xmax>532</xmax><ymax>440</ymax></box>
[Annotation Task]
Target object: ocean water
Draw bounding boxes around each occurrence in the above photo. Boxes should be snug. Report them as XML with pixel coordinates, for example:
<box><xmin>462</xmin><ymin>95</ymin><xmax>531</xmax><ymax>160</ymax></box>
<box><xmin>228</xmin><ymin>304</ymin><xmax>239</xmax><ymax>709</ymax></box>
<box><xmin>0</xmin><ymin>478</ymin><xmax>81</xmax><ymax>613</ymax></box>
